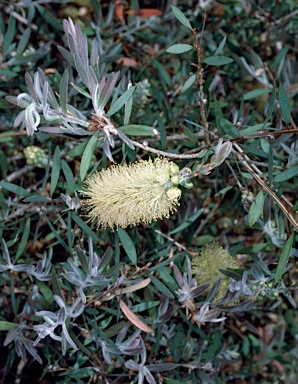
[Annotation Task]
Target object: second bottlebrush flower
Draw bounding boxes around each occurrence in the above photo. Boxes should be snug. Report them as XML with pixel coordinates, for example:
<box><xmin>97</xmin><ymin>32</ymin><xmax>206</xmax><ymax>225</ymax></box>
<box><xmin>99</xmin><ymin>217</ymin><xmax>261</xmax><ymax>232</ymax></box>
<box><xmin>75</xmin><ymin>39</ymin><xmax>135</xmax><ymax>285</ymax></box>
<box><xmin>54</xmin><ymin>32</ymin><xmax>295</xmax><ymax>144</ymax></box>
<box><xmin>80</xmin><ymin>157</ymin><xmax>182</xmax><ymax>229</ymax></box>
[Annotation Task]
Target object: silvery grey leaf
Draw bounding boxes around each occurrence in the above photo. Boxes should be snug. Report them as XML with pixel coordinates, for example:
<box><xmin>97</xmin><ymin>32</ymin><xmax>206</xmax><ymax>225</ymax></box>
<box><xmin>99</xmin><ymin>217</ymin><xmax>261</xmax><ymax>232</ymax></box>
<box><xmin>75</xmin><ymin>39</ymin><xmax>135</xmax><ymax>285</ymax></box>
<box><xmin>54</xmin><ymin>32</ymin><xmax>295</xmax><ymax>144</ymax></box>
<box><xmin>74</xmin><ymin>53</ymin><xmax>90</xmax><ymax>89</ymax></box>
<box><xmin>25</xmin><ymin>104</ymin><xmax>40</xmax><ymax>135</ymax></box>
<box><xmin>57</xmin><ymin>45</ymin><xmax>75</xmax><ymax>67</ymax></box>
<box><xmin>6</xmin><ymin>95</ymin><xmax>18</xmax><ymax>106</ymax></box>
<box><xmin>251</xmin><ymin>266</ymin><xmax>265</xmax><ymax>281</ymax></box>
<box><xmin>97</xmin><ymin>247</ymin><xmax>113</xmax><ymax>272</ymax></box>
<box><xmin>97</xmin><ymin>72</ymin><xmax>120</xmax><ymax>112</ymax></box>
<box><xmin>206</xmin><ymin>277</ymin><xmax>221</xmax><ymax>302</ymax></box>
<box><xmin>88</xmin><ymin>66</ymin><xmax>98</xmax><ymax>95</ymax></box>
<box><xmin>25</xmin><ymin>72</ymin><xmax>38</xmax><ymax>103</ymax></box>
<box><xmin>13</xmin><ymin>264</ymin><xmax>34</xmax><ymax>272</ymax></box>
<box><xmin>22</xmin><ymin>338</ymin><xmax>42</xmax><ymax>364</ymax></box>
<box><xmin>75</xmin><ymin>246</ymin><xmax>88</xmax><ymax>273</ymax></box>
<box><xmin>103</xmin><ymin>136</ymin><xmax>114</xmax><ymax>162</ymax></box>
<box><xmin>90</xmin><ymin>39</ymin><xmax>99</xmax><ymax>68</ymax></box>
<box><xmin>60</xmin><ymin>122</ymin><xmax>89</xmax><ymax>135</ymax></box>
<box><xmin>75</xmin><ymin>23</ymin><xmax>88</xmax><ymax>69</ymax></box>
<box><xmin>190</xmin><ymin>283</ymin><xmax>210</xmax><ymax>298</ymax></box>
<box><xmin>67</xmin><ymin>32</ymin><xmax>77</xmax><ymax>57</ymax></box>
<box><xmin>117</xmin><ymin>129</ymin><xmax>135</xmax><ymax>150</ymax></box>
<box><xmin>62</xmin><ymin>322</ymin><xmax>77</xmax><ymax>349</ymax></box>
<box><xmin>1</xmin><ymin>239</ymin><xmax>11</xmax><ymax>263</ymax></box>
<box><xmin>64</xmin><ymin>272</ymin><xmax>83</xmax><ymax>286</ymax></box>
<box><xmin>33</xmin><ymin>71</ymin><xmax>43</xmax><ymax>102</ymax></box>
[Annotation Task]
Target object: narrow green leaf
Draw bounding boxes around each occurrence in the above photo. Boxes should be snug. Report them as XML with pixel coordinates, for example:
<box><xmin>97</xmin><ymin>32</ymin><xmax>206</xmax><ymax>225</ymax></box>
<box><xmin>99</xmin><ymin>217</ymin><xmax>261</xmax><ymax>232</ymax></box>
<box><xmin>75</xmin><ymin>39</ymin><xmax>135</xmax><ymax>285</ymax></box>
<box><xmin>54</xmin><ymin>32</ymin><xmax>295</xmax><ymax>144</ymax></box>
<box><xmin>15</xmin><ymin>218</ymin><xmax>30</xmax><ymax>260</ymax></box>
<box><xmin>214</xmin><ymin>35</ymin><xmax>227</xmax><ymax>56</ymax></box>
<box><xmin>278</xmin><ymin>84</ymin><xmax>291</xmax><ymax>124</ymax></box>
<box><xmin>152</xmin><ymin>60</ymin><xmax>172</xmax><ymax>87</ymax></box>
<box><xmin>268</xmin><ymin>142</ymin><xmax>273</xmax><ymax>187</ymax></box>
<box><xmin>124</xmin><ymin>86</ymin><xmax>133</xmax><ymax>125</ymax></box>
<box><xmin>213</xmin><ymin>96</ymin><xmax>224</xmax><ymax>136</ymax></box>
<box><xmin>170</xmin><ymin>208</ymin><xmax>204</xmax><ymax>235</ymax></box>
<box><xmin>276</xmin><ymin>46</ymin><xmax>289</xmax><ymax>79</ymax></box>
<box><xmin>214</xmin><ymin>186</ymin><xmax>233</xmax><ymax>196</ymax></box>
<box><xmin>37</xmin><ymin>281</ymin><xmax>54</xmax><ymax>305</ymax></box>
<box><xmin>59</xmin><ymin>69</ymin><xmax>69</xmax><ymax>114</ymax></box>
<box><xmin>219</xmin><ymin>118</ymin><xmax>239</xmax><ymax>138</ymax></box>
<box><xmin>240</xmin><ymin>144</ymin><xmax>268</xmax><ymax>159</ymax></box>
<box><xmin>171</xmin><ymin>6</ymin><xmax>192</xmax><ymax>30</ymax></box>
<box><xmin>118</xmin><ymin>228</ymin><xmax>137</xmax><ymax>264</ymax></box>
<box><xmin>131</xmin><ymin>301</ymin><xmax>160</xmax><ymax>312</ymax></box>
<box><xmin>158</xmin><ymin>267</ymin><xmax>178</xmax><ymax>292</ymax></box>
<box><xmin>183</xmin><ymin>126</ymin><xmax>198</xmax><ymax>144</ymax></box>
<box><xmin>61</xmin><ymin>159</ymin><xmax>75</xmax><ymax>193</ymax></box>
<box><xmin>70</xmin><ymin>82</ymin><xmax>92</xmax><ymax>99</ymax></box>
<box><xmin>243</xmin><ymin>88</ymin><xmax>271</xmax><ymax>101</ymax></box>
<box><xmin>157</xmin><ymin>113</ymin><xmax>167</xmax><ymax>151</ymax></box>
<box><xmin>0</xmin><ymin>182</ymin><xmax>32</xmax><ymax>198</ymax></box>
<box><xmin>71</xmin><ymin>212</ymin><xmax>101</xmax><ymax>242</ymax></box>
<box><xmin>36</xmin><ymin>4</ymin><xmax>63</xmax><ymax>30</ymax></box>
<box><xmin>119</xmin><ymin>125</ymin><xmax>157</xmax><ymax>136</ymax></box>
<box><xmin>50</xmin><ymin>146</ymin><xmax>61</xmax><ymax>195</ymax></box>
<box><xmin>43</xmin><ymin>215</ymin><xmax>70</xmax><ymax>253</ymax></box>
<box><xmin>262</xmin><ymin>85</ymin><xmax>276</xmax><ymax>129</ymax></box>
<box><xmin>239</xmin><ymin>123</ymin><xmax>271</xmax><ymax>136</ymax></box>
<box><xmin>111</xmin><ymin>78</ymin><xmax>122</xmax><ymax>106</ymax></box>
<box><xmin>106</xmin><ymin>87</ymin><xmax>135</xmax><ymax>117</ymax></box>
<box><xmin>181</xmin><ymin>74</ymin><xmax>196</xmax><ymax>93</ymax></box>
<box><xmin>67</xmin><ymin>140</ymin><xmax>88</xmax><ymax>157</ymax></box>
<box><xmin>51</xmin><ymin>268</ymin><xmax>63</xmax><ymax>298</ymax></box>
<box><xmin>149</xmin><ymin>273</ymin><xmax>175</xmax><ymax>298</ymax></box>
<box><xmin>0</xmin><ymin>321</ymin><xmax>18</xmax><ymax>331</ymax></box>
<box><xmin>275</xmin><ymin>233</ymin><xmax>294</xmax><ymax>283</ymax></box>
<box><xmin>3</xmin><ymin>17</ymin><xmax>15</xmax><ymax>53</ymax></box>
<box><xmin>80</xmin><ymin>132</ymin><xmax>99</xmax><ymax>181</ymax></box>
<box><xmin>248</xmin><ymin>190</ymin><xmax>265</xmax><ymax>227</ymax></box>
<box><xmin>166</xmin><ymin>44</ymin><xmax>193</xmax><ymax>54</ymax></box>
<box><xmin>203</xmin><ymin>56</ymin><xmax>234</xmax><ymax>66</ymax></box>
<box><xmin>274</xmin><ymin>164</ymin><xmax>298</xmax><ymax>183</ymax></box>
<box><xmin>16</xmin><ymin>28</ymin><xmax>30</xmax><ymax>57</ymax></box>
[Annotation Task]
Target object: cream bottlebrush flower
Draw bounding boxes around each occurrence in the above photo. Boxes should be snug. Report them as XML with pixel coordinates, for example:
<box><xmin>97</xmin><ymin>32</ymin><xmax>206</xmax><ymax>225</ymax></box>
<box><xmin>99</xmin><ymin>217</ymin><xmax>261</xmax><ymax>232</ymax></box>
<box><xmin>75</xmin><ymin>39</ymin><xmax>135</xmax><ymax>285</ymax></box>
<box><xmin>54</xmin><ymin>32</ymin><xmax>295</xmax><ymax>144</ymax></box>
<box><xmin>192</xmin><ymin>242</ymin><xmax>239</xmax><ymax>301</ymax></box>
<box><xmin>80</xmin><ymin>157</ymin><xmax>181</xmax><ymax>229</ymax></box>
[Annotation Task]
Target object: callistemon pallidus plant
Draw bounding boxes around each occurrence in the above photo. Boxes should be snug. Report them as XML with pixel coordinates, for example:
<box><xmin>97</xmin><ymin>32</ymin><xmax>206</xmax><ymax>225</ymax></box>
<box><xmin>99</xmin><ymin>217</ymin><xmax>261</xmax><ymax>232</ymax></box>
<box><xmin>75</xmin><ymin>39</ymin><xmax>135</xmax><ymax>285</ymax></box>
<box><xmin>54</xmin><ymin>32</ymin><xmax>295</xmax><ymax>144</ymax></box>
<box><xmin>80</xmin><ymin>157</ymin><xmax>182</xmax><ymax>229</ymax></box>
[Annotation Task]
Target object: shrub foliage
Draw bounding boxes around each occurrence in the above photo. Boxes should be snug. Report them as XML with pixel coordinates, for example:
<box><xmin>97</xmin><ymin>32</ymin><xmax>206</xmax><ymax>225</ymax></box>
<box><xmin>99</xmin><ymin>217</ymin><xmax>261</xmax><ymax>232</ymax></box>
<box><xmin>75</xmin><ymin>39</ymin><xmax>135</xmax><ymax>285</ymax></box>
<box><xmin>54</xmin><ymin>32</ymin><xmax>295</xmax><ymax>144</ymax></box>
<box><xmin>0</xmin><ymin>1</ymin><xmax>297</xmax><ymax>383</ymax></box>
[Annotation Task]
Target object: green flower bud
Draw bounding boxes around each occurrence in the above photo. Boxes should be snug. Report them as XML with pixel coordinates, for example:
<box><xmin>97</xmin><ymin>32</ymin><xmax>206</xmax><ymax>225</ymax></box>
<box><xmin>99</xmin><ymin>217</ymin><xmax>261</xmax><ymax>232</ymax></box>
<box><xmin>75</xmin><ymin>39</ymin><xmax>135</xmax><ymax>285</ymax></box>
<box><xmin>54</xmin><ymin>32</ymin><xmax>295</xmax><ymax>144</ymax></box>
<box><xmin>169</xmin><ymin>162</ymin><xmax>180</xmax><ymax>174</ymax></box>
<box><xmin>170</xmin><ymin>174</ymin><xmax>181</xmax><ymax>185</ymax></box>
<box><xmin>183</xmin><ymin>181</ymin><xmax>194</xmax><ymax>189</ymax></box>
<box><xmin>24</xmin><ymin>146</ymin><xmax>47</xmax><ymax>168</ymax></box>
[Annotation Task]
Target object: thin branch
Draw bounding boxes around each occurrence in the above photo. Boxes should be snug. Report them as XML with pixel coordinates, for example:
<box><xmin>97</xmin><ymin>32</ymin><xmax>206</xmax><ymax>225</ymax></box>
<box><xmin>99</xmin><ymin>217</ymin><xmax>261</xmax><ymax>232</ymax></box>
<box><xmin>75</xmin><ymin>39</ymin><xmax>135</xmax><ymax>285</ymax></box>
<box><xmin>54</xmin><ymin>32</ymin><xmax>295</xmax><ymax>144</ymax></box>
<box><xmin>232</xmin><ymin>143</ymin><xmax>298</xmax><ymax>230</ymax></box>
<box><xmin>131</xmin><ymin>139</ymin><xmax>208</xmax><ymax>159</ymax></box>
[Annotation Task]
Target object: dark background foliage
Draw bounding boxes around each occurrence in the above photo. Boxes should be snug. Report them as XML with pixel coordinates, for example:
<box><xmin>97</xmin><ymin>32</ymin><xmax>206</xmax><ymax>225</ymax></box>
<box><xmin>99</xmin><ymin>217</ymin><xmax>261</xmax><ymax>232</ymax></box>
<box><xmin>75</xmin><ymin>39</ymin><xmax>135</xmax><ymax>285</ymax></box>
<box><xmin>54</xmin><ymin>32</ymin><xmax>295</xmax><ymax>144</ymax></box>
<box><xmin>0</xmin><ymin>0</ymin><xmax>297</xmax><ymax>383</ymax></box>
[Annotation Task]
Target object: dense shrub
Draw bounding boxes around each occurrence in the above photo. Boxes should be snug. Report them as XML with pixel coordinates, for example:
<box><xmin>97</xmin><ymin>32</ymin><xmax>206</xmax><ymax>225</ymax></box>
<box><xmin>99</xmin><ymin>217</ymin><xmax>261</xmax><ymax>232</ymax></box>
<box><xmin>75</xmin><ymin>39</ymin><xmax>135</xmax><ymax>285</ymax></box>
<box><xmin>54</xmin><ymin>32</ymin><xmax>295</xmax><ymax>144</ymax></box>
<box><xmin>0</xmin><ymin>1</ymin><xmax>297</xmax><ymax>383</ymax></box>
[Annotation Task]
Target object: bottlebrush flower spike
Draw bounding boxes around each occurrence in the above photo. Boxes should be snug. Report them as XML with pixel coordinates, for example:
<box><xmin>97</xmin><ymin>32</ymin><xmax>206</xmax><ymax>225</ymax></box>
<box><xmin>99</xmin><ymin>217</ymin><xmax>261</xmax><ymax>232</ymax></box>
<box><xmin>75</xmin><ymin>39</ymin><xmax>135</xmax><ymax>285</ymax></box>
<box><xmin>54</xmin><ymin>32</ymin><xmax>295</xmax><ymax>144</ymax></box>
<box><xmin>80</xmin><ymin>157</ymin><xmax>181</xmax><ymax>229</ymax></box>
<box><xmin>192</xmin><ymin>242</ymin><xmax>240</xmax><ymax>301</ymax></box>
